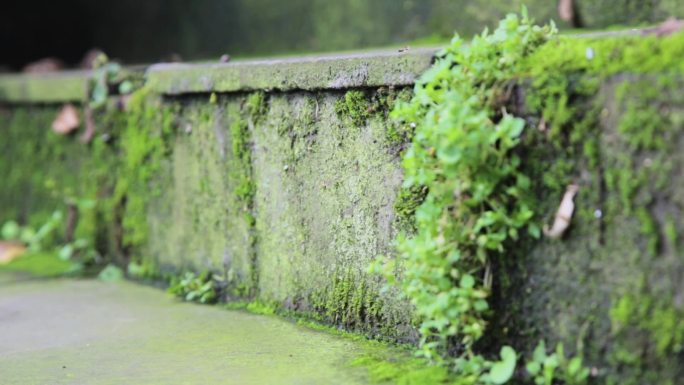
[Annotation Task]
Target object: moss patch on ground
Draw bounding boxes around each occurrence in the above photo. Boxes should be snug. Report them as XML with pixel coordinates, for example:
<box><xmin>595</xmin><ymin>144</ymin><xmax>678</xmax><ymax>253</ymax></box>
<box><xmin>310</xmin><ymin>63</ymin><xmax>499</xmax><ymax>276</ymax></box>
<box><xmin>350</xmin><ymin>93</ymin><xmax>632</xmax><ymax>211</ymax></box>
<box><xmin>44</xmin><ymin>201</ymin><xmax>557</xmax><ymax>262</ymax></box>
<box><xmin>0</xmin><ymin>252</ymin><xmax>82</xmax><ymax>278</ymax></box>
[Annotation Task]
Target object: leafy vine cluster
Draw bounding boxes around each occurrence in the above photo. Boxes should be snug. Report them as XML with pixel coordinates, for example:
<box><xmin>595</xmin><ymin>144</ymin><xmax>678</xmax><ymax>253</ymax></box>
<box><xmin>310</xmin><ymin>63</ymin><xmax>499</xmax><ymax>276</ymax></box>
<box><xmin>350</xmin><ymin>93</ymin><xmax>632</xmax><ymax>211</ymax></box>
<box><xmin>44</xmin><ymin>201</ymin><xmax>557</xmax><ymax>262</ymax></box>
<box><xmin>380</xmin><ymin>10</ymin><xmax>590</xmax><ymax>384</ymax></box>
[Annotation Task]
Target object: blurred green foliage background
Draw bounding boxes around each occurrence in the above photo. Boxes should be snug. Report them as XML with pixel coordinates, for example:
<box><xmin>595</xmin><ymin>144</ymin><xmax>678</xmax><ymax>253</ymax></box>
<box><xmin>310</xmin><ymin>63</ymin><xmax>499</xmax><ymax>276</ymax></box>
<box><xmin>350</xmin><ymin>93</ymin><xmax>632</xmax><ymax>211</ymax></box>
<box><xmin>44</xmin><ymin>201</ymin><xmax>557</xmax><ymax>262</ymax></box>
<box><xmin>2</xmin><ymin>0</ymin><xmax>683</xmax><ymax>69</ymax></box>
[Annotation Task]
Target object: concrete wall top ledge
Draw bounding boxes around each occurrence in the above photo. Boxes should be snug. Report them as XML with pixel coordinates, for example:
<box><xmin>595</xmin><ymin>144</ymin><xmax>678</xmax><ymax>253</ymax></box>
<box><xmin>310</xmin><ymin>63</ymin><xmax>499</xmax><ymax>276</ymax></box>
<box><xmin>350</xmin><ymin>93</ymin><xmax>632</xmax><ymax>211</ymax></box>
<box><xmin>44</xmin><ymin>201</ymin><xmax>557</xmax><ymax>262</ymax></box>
<box><xmin>0</xmin><ymin>70</ymin><xmax>91</xmax><ymax>103</ymax></box>
<box><xmin>0</xmin><ymin>47</ymin><xmax>439</xmax><ymax>103</ymax></box>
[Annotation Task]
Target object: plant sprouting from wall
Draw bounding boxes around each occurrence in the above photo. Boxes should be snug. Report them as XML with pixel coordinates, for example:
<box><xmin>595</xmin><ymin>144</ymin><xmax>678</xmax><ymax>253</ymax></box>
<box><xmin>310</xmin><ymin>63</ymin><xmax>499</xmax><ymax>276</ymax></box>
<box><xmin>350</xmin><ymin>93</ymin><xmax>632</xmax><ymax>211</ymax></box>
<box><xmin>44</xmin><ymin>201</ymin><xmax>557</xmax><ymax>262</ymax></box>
<box><xmin>391</xmin><ymin>8</ymin><xmax>551</xmax><ymax>359</ymax></box>
<box><xmin>88</xmin><ymin>53</ymin><xmax>135</xmax><ymax>110</ymax></box>
<box><xmin>376</xmin><ymin>9</ymin><xmax>589</xmax><ymax>384</ymax></box>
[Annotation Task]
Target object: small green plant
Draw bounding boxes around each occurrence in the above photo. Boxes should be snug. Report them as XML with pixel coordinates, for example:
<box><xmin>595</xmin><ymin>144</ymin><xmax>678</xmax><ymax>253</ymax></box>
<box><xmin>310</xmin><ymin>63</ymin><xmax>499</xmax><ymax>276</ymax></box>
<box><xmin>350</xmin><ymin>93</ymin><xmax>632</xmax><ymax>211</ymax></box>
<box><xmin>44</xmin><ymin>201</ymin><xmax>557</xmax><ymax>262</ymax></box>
<box><xmin>88</xmin><ymin>53</ymin><xmax>134</xmax><ymax>109</ymax></box>
<box><xmin>525</xmin><ymin>341</ymin><xmax>589</xmax><ymax>385</ymax></box>
<box><xmin>127</xmin><ymin>259</ymin><xmax>161</xmax><ymax>280</ymax></box>
<box><xmin>1</xmin><ymin>211</ymin><xmax>63</xmax><ymax>252</ymax></box>
<box><xmin>2</xmin><ymin>206</ymin><xmax>99</xmax><ymax>264</ymax></box>
<box><xmin>98</xmin><ymin>263</ymin><xmax>125</xmax><ymax>282</ymax></box>
<box><xmin>385</xmin><ymin>8</ymin><xmax>551</xmax><ymax>361</ymax></box>
<box><xmin>0</xmin><ymin>213</ymin><xmax>91</xmax><ymax>276</ymax></box>
<box><xmin>168</xmin><ymin>271</ymin><xmax>220</xmax><ymax>304</ymax></box>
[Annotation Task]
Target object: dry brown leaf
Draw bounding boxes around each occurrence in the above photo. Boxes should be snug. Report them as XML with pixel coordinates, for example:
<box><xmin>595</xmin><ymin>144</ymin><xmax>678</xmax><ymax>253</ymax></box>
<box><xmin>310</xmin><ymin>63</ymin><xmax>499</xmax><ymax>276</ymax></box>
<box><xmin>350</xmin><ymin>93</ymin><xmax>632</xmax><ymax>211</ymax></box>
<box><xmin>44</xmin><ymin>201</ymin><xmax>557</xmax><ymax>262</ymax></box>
<box><xmin>538</xmin><ymin>118</ymin><xmax>547</xmax><ymax>132</ymax></box>
<box><xmin>543</xmin><ymin>184</ymin><xmax>579</xmax><ymax>239</ymax></box>
<box><xmin>22</xmin><ymin>58</ymin><xmax>63</xmax><ymax>73</ymax></box>
<box><xmin>648</xmin><ymin>17</ymin><xmax>684</xmax><ymax>37</ymax></box>
<box><xmin>558</xmin><ymin>0</ymin><xmax>574</xmax><ymax>22</ymax></box>
<box><xmin>0</xmin><ymin>241</ymin><xmax>26</xmax><ymax>265</ymax></box>
<box><xmin>52</xmin><ymin>104</ymin><xmax>81</xmax><ymax>135</ymax></box>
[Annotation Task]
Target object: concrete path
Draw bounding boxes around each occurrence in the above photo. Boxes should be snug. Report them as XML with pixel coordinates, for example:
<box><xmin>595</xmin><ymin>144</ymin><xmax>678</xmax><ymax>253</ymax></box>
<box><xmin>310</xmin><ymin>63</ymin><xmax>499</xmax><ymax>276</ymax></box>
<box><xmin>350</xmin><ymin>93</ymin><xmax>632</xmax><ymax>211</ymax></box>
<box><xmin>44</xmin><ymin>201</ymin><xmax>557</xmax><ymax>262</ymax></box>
<box><xmin>0</xmin><ymin>273</ymin><xmax>383</xmax><ymax>385</ymax></box>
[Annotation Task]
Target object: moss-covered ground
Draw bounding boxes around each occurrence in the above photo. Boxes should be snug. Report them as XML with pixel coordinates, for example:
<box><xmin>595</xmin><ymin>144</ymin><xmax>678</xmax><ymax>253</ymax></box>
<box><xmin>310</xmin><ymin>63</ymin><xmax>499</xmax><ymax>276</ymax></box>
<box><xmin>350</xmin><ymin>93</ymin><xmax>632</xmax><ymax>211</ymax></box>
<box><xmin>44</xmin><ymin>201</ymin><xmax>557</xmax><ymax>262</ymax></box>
<box><xmin>0</xmin><ymin>275</ymin><xmax>439</xmax><ymax>385</ymax></box>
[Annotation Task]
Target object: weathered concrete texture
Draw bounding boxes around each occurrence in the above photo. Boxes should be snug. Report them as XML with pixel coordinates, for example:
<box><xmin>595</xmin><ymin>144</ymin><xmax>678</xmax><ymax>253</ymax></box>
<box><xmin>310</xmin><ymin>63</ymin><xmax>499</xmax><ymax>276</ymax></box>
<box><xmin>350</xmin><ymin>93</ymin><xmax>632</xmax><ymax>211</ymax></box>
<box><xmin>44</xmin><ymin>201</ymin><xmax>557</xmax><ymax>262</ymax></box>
<box><xmin>146</xmin><ymin>99</ymin><xmax>255</xmax><ymax>293</ymax></box>
<box><xmin>0</xmin><ymin>71</ymin><xmax>88</xmax><ymax>103</ymax></box>
<box><xmin>0</xmin><ymin>275</ymin><xmax>384</xmax><ymax>385</ymax></box>
<box><xmin>141</xmin><ymin>90</ymin><xmax>413</xmax><ymax>339</ymax></box>
<box><xmin>251</xmin><ymin>91</ymin><xmax>412</xmax><ymax>339</ymax></box>
<box><xmin>0</xmin><ymin>51</ymin><xmax>424</xmax><ymax>341</ymax></box>
<box><xmin>146</xmin><ymin>48</ymin><xmax>437</xmax><ymax>94</ymax></box>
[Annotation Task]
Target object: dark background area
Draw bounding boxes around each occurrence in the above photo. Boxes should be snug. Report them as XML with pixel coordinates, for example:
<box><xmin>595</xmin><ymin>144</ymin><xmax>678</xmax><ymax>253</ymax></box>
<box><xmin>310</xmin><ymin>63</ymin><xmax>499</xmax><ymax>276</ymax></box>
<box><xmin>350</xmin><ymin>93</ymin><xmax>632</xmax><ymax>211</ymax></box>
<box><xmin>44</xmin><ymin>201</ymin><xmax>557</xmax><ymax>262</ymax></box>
<box><xmin>2</xmin><ymin>0</ymin><xmax>683</xmax><ymax>71</ymax></box>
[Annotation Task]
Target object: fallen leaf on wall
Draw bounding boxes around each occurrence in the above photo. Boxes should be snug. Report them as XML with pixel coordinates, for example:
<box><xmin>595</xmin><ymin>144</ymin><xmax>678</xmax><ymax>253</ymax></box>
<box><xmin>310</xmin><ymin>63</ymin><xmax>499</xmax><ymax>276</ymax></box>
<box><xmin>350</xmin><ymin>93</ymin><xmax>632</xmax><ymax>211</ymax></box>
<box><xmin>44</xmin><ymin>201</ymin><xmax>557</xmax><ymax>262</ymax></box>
<box><xmin>0</xmin><ymin>241</ymin><xmax>26</xmax><ymax>265</ymax></box>
<box><xmin>643</xmin><ymin>17</ymin><xmax>684</xmax><ymax>37</ymax></box>
<box><xmin>543</xmin><ymin>184</ymin><xmax>579</xmax><ymax>239</ymax></box>
<box><xmin>52</xmin><ymin>104</ymin><xmax>80</xmax><ymax>135</ymax></box>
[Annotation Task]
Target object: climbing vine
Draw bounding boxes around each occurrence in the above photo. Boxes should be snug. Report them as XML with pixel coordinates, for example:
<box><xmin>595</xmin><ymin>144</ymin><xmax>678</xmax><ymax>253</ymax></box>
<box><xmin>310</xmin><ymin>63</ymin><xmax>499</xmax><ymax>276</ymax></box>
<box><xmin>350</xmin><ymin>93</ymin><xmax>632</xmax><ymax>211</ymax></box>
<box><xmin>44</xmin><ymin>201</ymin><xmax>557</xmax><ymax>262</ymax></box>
<box><xmin>378</xmin><ymin>10</ymin><xmax>590</xmax><ymax>384</ymax></box>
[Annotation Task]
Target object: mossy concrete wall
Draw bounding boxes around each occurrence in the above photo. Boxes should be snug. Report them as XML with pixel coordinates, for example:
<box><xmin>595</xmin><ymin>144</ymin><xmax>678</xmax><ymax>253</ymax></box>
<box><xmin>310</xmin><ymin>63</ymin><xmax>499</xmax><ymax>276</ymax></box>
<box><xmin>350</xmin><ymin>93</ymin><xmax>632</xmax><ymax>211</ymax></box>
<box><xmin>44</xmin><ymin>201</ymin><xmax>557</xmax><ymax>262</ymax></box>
<box><xmin>1</xmin><ymin>41</ymin><xmax>683</xmax><ymax>382</ymax></box>
<box><xmin>141</xmin><ymin>89</ymin><xmax>417</xmax><ymax>339</ymax></box>
<box><xmin>0</xmin><ymin>49</ymin><xmax>434</xmax><ymax>341</ymax></box>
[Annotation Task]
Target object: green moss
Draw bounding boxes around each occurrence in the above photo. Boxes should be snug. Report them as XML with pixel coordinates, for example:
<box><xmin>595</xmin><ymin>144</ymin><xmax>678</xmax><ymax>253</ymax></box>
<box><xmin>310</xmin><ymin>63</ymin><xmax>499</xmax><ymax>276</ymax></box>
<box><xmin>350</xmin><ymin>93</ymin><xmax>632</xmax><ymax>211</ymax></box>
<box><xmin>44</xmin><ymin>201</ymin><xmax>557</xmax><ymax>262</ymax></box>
<box><xmin>112</xmin><ymin>86</ymin><xmax>175</xmax><ymax>255</ymax></box>
<box><xmin>225</xmin><ymin>92</ymin><xmax>264</xmax><ymax>296</ymax></box>
<box><xmin>523</xmin><ymin>33</ymin><xmax>684</xmax><ymax>79</ymax></box>
<box><xmin>311</xmin><ymin>267</ymin><xmax>386</xmax><ymax>330</ymax></box>
<box><xmin>610</xmin><ymin>293</ymin><xmax>684</xmax><ymax>358</ymax></box>
<box><xmin>292</xmin><ymin>319</ymin><xmax>432</xmax><ymax>382</ymax></box>
<box><xmin>635</xmin><ymin>207</ymin><xmax>659</xmax><ymax>256</ymax></box>
<box><xmin>664</xmin><ymin>216</ymin><xmax>678</xmax><ymax>252</ymax></box>
<box><xmin>382</xmin><ymin>88</ymin><xmax>415</xmax><ymax>150</ymax></box>
<box><xmin>393</xmin><ymin>185</ymin><xmax>427</xmax><ymax>232</ymax></box>
<box><xmin>230</xmin><ymin>118</ymin><xmax>256</xmax><ymax>203</ymax></box>
<box><xmin>0</xmin><ymin>102</ymin><xmax>122</xmax><ymax>266</ymax></box>
<box><xmin>351</xmin><ymin>353</ymin><xmax>453</xmax><ymax>385</ymax></box>
<box><xmin>514</xmin><ymin>32</ymin><xmax>684</xmax><ymax>385</ymax></box>
<box><xmin>245</xmin><ymin>91</ymin><xmax>268</xmax><ymax>123</ymax></box>
<box><xmin>0</xmin><ymin>251</ymin><xmax>82</xmax><ymax>278</ymax></box>
<box><xmin>335</xmin><ymin>90</ymin><xmax>371</xmax><ymax>127</ymax></box>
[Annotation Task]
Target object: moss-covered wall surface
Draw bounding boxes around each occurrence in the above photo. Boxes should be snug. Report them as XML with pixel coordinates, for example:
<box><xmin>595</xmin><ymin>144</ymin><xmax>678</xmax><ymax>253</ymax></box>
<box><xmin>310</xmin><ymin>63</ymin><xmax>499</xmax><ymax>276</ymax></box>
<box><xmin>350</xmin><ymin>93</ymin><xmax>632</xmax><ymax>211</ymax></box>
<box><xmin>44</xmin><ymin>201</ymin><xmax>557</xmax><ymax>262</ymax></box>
<box><xmin>1</xmin><ymin>35</ymin><xmax>684</xmax><ymax>383</ymax></box>
<box><xmin>492</xmin><ymin>76</ymin><xmax>684</xmax><ymax>384</ymax></box>
<box><xmin>137</xmin><ymin>89</ymin><xmax>416</xmax><ymax>339</ymax></box>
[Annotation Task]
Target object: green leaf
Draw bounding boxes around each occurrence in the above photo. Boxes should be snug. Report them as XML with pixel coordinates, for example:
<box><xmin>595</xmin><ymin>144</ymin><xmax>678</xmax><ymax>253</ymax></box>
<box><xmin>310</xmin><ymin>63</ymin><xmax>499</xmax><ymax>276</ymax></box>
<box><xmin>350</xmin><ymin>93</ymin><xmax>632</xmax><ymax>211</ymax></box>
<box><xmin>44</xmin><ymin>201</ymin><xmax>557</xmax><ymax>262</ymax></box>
<box><xmin>508</xmin><ymin>117</ymin><xmax>525</xmax><ymax>139</ymax></box>
<box><xmin>528</xmin><ymin>223</ymin><xmax>541</xmax><ymax>239</ymax></box>
<box><xmin>567</xmin><ymin>356</ymin><xmax>582</xmax><ymax>377</ymax></box>
<box><xmin>118</xmin><ymin>80</ymin><xmax>133</xmax><ymax>94</ymax></box>
<box><xmin>447</xmin><ymin>250</ymin><xmax>461</xmax><ymax>263</ymax></box>
<box><xmin>58</xmin><ymin>244</ymin><xmax>74</xmax><ymax>261</ymax></box>
<box><xmin>1</xmin><ymin>221</ymin><xmax>20</xmax><ymax>240</ymax></box>
<box><xmin>533</xmin><ymin>340</ymin><xmax>547</xmax><ymax>363</ymax></box>
<box><xmin>91</xmin><ymin>81</ymin><xmax>108</xmax><ymax>108</ymax></box>
<box><xmin>473</xmin><ymin>299</ymin><xmax>489</xmax><ymax>312</ymax></box>
<box><xmin>526</xmin><ymin>361</ymin><xmax>541</xmax><ymax>376</ymax></box>
<box><xmin>460</xmin><ymin>274</ymin><xmax>475</xmax><ymax>289</ymax></box>
<box><xmin>489</xmin><ymin>346</ymin><xmax>517</xmax><ymax>384</ymax></box>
